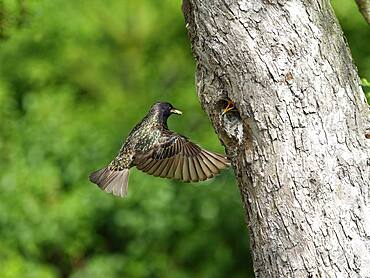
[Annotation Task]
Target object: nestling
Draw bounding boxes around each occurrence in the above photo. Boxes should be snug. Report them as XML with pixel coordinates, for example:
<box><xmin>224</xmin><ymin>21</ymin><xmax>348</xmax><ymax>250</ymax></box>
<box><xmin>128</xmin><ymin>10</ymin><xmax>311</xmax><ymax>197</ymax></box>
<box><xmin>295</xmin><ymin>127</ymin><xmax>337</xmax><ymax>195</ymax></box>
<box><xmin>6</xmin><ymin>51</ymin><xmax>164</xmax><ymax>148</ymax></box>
<box><xmin>89</xmin><ymin>102</ymin><xmax>230</xmax><ymax>197</ymax></box>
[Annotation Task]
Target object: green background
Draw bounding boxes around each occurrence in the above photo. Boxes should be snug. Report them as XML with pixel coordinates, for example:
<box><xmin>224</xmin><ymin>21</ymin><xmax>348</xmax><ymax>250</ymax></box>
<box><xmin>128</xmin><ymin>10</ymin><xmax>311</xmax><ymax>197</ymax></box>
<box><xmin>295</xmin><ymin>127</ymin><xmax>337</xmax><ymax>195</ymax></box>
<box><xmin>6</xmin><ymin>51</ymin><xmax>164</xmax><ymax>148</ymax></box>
<box><xmin>0</xmin><ymin>0</ymin><xmax>369</xmax><ymax>277</ymax></box>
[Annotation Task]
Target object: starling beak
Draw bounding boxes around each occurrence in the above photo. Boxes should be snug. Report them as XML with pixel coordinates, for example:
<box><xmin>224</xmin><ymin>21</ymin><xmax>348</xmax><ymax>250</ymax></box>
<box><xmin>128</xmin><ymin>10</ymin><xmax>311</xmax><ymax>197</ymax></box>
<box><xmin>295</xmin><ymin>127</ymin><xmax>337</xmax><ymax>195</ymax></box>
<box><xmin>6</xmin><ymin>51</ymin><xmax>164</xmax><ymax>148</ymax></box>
<box><xmin>222</xmin><ymin>99</ymin><xmax>235</xmax><ymax>115</ymax></box>
<box><xmin>170</xmin><ymin>108</ymin><xmax>182</xmax><ymax>115</ymax></box>
<box><xmin>89</xmin><ymin>102</ymin><xmax>230</xmax><ymax>197</ymax></box>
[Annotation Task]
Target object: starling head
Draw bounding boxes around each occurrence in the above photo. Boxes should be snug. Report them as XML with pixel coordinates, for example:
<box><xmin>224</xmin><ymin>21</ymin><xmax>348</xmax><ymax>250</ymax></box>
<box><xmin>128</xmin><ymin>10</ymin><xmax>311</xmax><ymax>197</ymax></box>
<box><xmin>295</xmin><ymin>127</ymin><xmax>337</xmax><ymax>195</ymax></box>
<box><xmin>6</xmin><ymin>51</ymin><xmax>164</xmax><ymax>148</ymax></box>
<box><xmin>150</xmin><ymin>102</ymin><xmax>182</xmax><ymax>123</ymax></box>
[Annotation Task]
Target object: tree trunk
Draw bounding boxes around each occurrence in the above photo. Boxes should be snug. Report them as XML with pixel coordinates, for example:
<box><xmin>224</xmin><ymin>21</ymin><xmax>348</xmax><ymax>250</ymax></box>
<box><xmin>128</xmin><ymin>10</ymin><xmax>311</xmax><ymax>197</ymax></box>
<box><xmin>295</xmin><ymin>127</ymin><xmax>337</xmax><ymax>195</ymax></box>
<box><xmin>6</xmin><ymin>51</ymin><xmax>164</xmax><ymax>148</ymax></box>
<box><xmin>183</xmin><ymin>0</ymin><xmax>370</xmax><ymax>277</ymax></box>
<box><xmin>355</xmin><ymin>0</ymin><xmax>370</xmax><ymax>24</ymax></box>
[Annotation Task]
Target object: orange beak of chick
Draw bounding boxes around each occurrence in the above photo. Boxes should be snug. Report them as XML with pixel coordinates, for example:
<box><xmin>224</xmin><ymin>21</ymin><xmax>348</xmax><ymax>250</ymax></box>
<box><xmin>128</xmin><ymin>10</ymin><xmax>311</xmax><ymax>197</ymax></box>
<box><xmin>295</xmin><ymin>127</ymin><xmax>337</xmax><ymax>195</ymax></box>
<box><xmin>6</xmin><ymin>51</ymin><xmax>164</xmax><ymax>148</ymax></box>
<box><xmin>222</xmin><ymin>100</ymin><xmax>235</xmax><ymax>115</ymax></box>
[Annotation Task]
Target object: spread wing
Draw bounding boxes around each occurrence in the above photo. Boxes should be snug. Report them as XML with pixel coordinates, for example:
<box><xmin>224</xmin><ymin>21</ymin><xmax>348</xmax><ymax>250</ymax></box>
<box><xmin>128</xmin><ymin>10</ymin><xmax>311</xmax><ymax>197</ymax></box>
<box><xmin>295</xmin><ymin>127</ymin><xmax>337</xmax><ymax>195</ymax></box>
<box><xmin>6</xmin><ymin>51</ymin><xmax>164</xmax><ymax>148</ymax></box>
<box><xmin>133</xmin><ymin>130</ymin><xmax>230</xmax><ymax>182</ymax></box>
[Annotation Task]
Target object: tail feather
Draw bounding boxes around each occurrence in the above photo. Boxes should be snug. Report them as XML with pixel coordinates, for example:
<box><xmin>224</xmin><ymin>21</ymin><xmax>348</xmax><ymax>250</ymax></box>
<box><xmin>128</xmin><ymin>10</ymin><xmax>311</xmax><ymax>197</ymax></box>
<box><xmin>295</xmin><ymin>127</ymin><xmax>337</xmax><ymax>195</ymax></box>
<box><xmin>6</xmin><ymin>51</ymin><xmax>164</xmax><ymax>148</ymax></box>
<box><xmin>89</xmin><ymin>167</ymin><xmax>130</xmax><ymax>197</ymax></box>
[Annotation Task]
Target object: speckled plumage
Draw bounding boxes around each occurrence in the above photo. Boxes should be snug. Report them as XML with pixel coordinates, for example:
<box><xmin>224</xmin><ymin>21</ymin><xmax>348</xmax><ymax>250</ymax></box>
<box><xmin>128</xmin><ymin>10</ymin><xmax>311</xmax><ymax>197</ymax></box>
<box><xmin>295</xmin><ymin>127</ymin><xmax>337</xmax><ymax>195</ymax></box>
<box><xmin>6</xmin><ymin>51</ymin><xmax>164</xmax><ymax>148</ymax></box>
<box><xmin>109</xmin><ymin>104</ymin><xmax>172</xmax><ymax>170</ymax></box>
<box><xmin>89</xmin><ymin>102</ymin><xmax>230</xmax><ymax>197</ymax></box>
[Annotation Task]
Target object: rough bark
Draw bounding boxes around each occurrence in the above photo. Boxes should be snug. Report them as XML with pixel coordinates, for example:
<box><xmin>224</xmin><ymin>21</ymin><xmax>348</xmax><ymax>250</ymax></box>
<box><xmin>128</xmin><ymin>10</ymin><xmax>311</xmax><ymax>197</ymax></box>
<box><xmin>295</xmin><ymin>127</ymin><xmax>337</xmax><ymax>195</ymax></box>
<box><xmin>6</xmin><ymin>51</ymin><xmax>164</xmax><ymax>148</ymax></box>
<box><xmin>183</xmin><ymin>0</ymin><xmax>370</xmax><ymax>277</ymax></box>
<box><xmin>355</xmin><ymin>0</ymin><xmax>370</xmax><ymax>24</ymax></box>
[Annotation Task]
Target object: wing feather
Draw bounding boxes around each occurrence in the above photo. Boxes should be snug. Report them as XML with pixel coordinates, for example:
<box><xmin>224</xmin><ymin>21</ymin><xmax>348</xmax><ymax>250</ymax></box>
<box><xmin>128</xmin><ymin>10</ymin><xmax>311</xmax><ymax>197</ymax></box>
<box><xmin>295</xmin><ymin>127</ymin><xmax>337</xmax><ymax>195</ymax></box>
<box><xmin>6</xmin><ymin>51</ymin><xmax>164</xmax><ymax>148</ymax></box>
<box><xmin>188</xmin><ymin>157</ymin><xmax>198</xmax><ymax>181</ymax></box>
<box><xmin>160</xmin><ymin>157</ymin><xmax>172</xmax><ymax>177</ymax></box>
<box><xmin>167</xmin><ymin>155</ymin><xmax>179</xmax><ymax>178</ymax></box>
<box><xmin>197</xmin><ymin>155</ymin><xmax>213</xmax><ymax>178</ymax></box>
<box><xmin>134</xmin><ymin>130</ymin><xmax>229</xmax><ymax>182</ymax></box>
<box><xmin>193</xmin><ymin>157</ymin><xmax>207</xmax><ymax>181</ymax></box>
<box><xmin>147</xmin><ymin>160</ymin><xmax>162</xmax><ymax>175</ymax></box>
<box><xmin>174</xmin><ymin>156</ymin><xmax>183</xmax><ymax>180</ymax></box>
<box><xmin>182</xmin><ymin>157</ymin><xmax>190</xmax><ymax>182</ymax></box>
<box><xmin>153</xmin><ymin>159</ymin><xmax>168</xmax><ymax>176</ymax></box>
<box><xmin>199</xmin><ymin>152</ymin><xmax>219</xmax><ymax>174</ymax></box>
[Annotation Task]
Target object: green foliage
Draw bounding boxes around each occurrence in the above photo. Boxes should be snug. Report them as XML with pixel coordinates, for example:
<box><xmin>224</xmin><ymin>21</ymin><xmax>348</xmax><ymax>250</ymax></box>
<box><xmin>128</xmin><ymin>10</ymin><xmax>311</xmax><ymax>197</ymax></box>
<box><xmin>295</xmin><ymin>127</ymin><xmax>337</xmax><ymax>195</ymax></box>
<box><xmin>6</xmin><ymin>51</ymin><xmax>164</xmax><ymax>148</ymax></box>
<box><xmin>360</xmin><ymin>78</ymin><xmax>370</xmax><ymax>102</ymax></box>
<box><xmin>0</xmin><ymin>0</ymin><xmax>368</xmax><ymax>277</ymax></box>
<box><xmin>332</xmin><ymin>0</ymin><xmax>370</xmax><ymax>104</ymax></box>
<box><xmin>0</xmin><ymin>0</ymin><xmax>251</xmax><ymax>277</ymax></box>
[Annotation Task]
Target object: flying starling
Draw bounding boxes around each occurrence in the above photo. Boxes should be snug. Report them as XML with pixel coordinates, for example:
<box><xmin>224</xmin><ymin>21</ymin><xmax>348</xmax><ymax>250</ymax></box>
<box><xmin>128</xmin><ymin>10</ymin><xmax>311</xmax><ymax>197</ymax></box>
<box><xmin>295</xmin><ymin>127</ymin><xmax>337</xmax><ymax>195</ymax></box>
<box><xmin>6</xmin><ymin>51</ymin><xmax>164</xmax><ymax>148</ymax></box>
<box><xmin>89</xmin><ymin>102</ymin><xmax>230</xmax><ymax>197</ymax></box>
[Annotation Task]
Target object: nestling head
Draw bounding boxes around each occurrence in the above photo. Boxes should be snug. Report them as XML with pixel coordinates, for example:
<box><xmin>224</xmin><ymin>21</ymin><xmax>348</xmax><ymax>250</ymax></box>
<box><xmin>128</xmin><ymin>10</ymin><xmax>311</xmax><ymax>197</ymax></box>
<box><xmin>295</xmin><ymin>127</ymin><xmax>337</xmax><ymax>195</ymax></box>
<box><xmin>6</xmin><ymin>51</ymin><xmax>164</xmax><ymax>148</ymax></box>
<box><xmin>150</xmin><ymin>102</ymin><xmax>182</xmax><ymax>119</ymax></box>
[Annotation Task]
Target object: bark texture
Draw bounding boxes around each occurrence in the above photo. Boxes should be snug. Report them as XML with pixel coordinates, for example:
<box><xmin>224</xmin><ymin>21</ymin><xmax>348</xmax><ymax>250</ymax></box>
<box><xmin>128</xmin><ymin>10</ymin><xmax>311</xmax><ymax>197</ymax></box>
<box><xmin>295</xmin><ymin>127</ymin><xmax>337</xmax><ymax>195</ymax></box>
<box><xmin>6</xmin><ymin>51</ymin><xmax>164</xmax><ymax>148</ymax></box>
<box><xmin>355</xmin><ymin>0</ymin><xmax>370</xmax><ymax>24</ymax></box>
<box><xmin>183</xmin><ymin>0</ymin><xmax>370</xmax><ymax>277</ymax></box>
